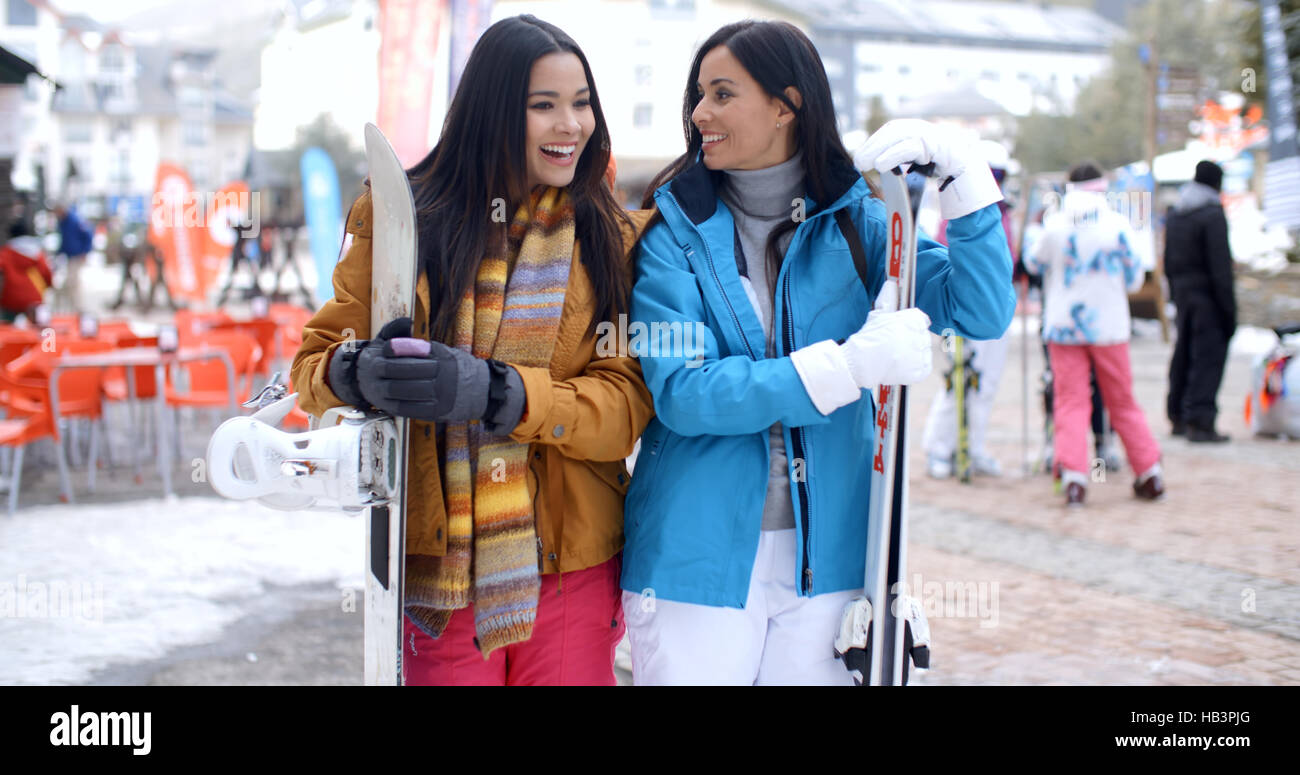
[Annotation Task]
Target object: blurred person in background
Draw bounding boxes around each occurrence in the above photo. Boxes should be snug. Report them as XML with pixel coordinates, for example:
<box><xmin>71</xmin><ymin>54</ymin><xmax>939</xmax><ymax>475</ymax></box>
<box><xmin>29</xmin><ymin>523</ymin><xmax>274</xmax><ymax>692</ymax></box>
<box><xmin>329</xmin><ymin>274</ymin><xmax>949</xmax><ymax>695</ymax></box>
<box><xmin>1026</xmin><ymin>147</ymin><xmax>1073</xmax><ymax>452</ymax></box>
<box><xmin>1023</xmin><ymin>162</ymin><xmax>1163</xmax><ymax>507</ymax></box>
<box><xmin>292</xmin><ymin>15</ymin><xmax>654</xmax><ymax>685</ymax></box>
<box><xmin>922</xmin><ymin>139</ymin><xmax>1016</xmax><ymax>478</ymax></box>
<box><xmin>1164</xmin><ymin>160</ymin><xmax>1234</xmax><ymax>443</ymax></box>
<box><xmin>0</xmin><ymin>220</ymin><xmax>53</xmax><ymax>322</ymax></box>
<box><xmin>52</xmin><ymin>201</ymin><xmax>94</xmax><ymax>315</ymax></box>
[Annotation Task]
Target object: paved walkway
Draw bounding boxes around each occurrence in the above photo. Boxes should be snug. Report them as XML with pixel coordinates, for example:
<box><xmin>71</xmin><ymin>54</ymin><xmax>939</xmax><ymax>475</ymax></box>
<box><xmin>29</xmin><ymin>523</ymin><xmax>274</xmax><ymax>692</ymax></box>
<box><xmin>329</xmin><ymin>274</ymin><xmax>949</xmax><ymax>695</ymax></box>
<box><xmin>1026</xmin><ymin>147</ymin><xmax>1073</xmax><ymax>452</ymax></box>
<box><xmin>906</xmin><ymin>319</ymin><xmax>1300</xmax><ymax>685</ymax></box>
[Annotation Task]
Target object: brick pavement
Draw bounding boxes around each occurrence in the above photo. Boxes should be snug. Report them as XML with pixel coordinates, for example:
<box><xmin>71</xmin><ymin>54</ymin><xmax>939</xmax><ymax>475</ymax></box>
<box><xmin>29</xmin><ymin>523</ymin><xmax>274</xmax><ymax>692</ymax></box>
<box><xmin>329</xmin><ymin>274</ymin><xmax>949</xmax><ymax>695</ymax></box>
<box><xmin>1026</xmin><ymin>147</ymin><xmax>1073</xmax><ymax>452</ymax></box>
<box><xmin>906</xmin><ymin>319</ymin><xmax>1300</xmax><ymax>685</ymax></box>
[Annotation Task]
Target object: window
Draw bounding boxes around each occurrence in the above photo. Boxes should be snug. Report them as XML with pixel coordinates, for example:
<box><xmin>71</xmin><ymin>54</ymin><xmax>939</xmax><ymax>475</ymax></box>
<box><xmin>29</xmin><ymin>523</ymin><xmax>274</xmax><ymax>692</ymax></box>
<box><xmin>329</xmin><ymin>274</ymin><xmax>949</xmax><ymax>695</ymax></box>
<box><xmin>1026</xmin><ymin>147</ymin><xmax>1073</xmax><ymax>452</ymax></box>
<box><xmin>100</xmin><ymin>44</ymin><xmax>125</xmax><ymax>73</ymax></box>
<box><xmin>7</xmin><ymin>0</ymin><xmax>36</xmax><ymax>26</ymax></box>
<box><xmin>178</xmin><ymin>87</ymin><xmax>205</xmax><ymax>110</ymax></box>
<box><xmin>111</xmin><ymin>119</ymin><xmax>132</xmax><ymax>143</ymax></box>
<box><xmin>183</xmin><ymin>118</ymin><xmax>207</xmax><ymax>146</ymax></box>
<box><xmin>62</xmin><ymin>119</ymin><xmax>92</xmax><ymax>144</ymax></box>
<box><xmin>633</xmin><ymin>103</ymin><xmax>652</xmax><ymax>128</ymax></box>
<box><xmin>110</xmin><ymin>149</ymin><xmax>131</xmax><ymax>188</ymax></box>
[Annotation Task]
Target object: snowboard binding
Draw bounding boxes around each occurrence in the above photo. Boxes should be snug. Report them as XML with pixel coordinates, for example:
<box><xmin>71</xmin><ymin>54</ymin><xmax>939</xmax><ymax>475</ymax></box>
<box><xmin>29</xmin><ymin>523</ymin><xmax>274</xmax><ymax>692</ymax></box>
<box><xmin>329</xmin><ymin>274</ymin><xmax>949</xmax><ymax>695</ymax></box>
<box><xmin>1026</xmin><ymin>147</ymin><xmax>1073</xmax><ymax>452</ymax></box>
<box><xmin>205</xmin><ymin>383</ymin><xmax>400</xmax><ymax>512</ymax></box>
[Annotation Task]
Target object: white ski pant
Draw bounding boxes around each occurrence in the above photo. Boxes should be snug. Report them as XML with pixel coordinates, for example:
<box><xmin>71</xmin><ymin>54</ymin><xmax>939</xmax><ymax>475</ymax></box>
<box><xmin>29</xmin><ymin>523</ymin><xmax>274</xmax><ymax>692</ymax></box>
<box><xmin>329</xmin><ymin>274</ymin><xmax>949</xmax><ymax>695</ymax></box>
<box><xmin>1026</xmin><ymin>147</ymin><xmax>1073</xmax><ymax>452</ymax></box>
<box><xmin>922</xmin><ymin>330</ymin><xmax>1010</xmax><ymax>458</ymax></box>
<box><xmin>623</xmin><ymin>528</ymin><xmax>858</xmax><ymax>686</ymax></box>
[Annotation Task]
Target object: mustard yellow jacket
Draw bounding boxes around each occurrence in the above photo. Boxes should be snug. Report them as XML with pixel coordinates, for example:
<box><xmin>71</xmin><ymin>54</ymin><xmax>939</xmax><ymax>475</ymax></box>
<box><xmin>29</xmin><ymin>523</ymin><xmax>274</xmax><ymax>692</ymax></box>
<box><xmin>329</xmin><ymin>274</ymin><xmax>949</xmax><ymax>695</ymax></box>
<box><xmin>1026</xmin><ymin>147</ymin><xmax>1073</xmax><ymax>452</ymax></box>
<box><xmin>291</xmin><ymin>191</ymin><xmax>656</xmax><ymax>574</ymax></box>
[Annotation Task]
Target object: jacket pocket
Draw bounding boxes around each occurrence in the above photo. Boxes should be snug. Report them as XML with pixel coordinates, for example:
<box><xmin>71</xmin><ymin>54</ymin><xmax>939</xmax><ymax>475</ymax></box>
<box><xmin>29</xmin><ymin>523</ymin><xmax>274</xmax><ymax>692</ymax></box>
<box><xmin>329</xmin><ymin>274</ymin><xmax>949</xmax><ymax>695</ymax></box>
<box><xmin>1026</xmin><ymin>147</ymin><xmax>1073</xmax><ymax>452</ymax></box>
<box><xmin>624</xmin><ymin>422</ymin><xmax>671</xmax><ymax>531</ymax></box>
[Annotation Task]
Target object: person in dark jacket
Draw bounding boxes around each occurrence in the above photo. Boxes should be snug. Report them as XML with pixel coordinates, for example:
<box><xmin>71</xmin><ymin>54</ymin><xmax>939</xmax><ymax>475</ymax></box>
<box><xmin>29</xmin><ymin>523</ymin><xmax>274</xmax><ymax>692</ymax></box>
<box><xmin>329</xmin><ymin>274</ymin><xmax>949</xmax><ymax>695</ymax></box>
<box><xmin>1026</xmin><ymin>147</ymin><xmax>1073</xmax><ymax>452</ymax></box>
<box><xmin>53</xmin><ymin>202</ymin><xmax>94</xmax><ymax>314</ymax></box>
<box><xmin>1164</xmin><ymin>160</ymin><xmax>1235</xmax><ymax>443</ymax></box>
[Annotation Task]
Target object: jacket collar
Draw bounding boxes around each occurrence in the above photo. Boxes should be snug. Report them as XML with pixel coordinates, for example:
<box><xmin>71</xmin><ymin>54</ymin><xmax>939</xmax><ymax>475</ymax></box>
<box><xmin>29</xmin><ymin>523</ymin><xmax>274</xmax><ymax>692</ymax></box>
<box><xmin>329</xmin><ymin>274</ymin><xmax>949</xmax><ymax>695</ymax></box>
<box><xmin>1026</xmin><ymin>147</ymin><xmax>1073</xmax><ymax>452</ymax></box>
<box><xmin>661</xmin><ymin>151</ymin><xmax>864</xmax><ymax>226</ymax></box>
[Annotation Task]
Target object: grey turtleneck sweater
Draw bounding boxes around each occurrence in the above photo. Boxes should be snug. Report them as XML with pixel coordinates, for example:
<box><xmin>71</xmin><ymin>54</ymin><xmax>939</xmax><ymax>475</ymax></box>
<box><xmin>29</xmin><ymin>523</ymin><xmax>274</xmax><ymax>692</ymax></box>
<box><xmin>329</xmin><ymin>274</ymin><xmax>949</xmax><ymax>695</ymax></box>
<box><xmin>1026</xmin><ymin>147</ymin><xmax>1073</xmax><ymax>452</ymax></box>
<box><xmin>720</xmin><ymin>150</ymin><xmax>804</xmax><ymax>531</ymax></box>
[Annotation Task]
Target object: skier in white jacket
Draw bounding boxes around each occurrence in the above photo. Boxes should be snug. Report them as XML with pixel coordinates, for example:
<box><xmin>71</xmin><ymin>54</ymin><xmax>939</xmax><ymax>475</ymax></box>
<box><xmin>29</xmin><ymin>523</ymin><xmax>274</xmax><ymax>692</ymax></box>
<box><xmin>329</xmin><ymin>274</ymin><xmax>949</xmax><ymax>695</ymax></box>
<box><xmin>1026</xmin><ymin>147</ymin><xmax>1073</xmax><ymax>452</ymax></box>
<box><xmin>1022</xmin><ymin>162</ymin><xmax>1164</xmax><ymax>506</ymax></box>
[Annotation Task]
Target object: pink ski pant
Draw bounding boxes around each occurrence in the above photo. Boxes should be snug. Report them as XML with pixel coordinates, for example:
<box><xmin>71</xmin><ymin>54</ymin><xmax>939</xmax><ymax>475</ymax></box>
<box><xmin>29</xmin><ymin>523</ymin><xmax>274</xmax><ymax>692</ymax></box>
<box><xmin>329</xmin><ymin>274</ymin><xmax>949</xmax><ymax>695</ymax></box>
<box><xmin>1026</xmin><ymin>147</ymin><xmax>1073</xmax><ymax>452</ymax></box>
<box><xmin>401</xmin><ymin>554</ymin><xmax>624</xmax><ymax>686</ymax></box>
<box><xmin>1048</xmin><ymin>342</ymin><xmax>1161</xmax><ymax>477</ymax></box>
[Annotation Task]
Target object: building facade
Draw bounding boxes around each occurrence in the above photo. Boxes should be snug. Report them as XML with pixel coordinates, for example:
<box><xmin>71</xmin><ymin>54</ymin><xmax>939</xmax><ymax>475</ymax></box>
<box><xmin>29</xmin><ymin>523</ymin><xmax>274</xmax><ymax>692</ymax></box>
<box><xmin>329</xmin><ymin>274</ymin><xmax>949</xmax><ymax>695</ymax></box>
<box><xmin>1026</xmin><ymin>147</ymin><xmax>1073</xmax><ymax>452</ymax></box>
<box><xmin>0</xmin><ymin>0</ymin><xmax>254</xmax><ymax>220</ymax></box>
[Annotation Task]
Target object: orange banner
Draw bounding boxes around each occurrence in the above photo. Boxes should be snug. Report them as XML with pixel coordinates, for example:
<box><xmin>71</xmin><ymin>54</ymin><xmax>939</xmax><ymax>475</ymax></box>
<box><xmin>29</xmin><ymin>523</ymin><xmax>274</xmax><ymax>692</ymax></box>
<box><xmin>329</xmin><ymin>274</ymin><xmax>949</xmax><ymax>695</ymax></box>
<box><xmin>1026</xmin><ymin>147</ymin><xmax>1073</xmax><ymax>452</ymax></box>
<box><xmin>149</xmin><ymin>163</ymin><xmax>213</xmax><ymax>304</ymax></box>
<box><xmin>377</xmin><ymin>0</ymin><xmax>445</xmax><ymax>167</ymax></box>
<box><xmin>204</xmin><ymin>180</ymin><xmax>250</xmax><ymax>271</ymax></box>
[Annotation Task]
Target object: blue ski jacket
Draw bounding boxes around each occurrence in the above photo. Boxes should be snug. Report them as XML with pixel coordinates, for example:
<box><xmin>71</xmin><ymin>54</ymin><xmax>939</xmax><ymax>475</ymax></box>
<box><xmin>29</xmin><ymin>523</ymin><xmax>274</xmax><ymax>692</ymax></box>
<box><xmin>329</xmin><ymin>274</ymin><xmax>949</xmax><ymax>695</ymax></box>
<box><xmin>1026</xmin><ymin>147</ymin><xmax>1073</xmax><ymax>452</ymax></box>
<box><xmin>57</xmin><ymin>210</ymin><xmax>94</xmax><ymax>258</ymax></box>
<box><xmin>622</xmin><ymin>156</ymin><xmax>1015</xmax><ymax>606</ymax></box>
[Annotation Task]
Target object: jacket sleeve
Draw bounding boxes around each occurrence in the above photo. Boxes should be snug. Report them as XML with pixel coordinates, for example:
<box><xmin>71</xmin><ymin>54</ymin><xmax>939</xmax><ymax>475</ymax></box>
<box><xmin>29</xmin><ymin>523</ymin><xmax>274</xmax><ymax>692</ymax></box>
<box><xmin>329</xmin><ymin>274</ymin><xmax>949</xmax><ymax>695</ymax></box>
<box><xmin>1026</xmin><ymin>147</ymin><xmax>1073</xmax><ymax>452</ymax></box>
<box><xmin>630</xmin><ymin>220</ymin><xmax>832</xmax><ymax>438</ymax></box>
<box><xmin>290</xmin><ymin>192</ymin><xmax>374</xmax><ymax>417</ymax></box>
<box><xmin>1206</xmin><ymin>208</ymin><xmax>1236</xmax><ymax>331</ymax></box>
<box><xmin>1118</xmin><ymin>218</ymin><xmax>1145</xmax><ymax>295</ymax></box>
<box><xmin>863</xmin><ymin>201</ymin><xmax>1015</xmax><ymax>341</ymax></box>
<box><xmin>507</xmin><ymin>351</ymin><xmax>655</xmax><ymax>462</ymax></box>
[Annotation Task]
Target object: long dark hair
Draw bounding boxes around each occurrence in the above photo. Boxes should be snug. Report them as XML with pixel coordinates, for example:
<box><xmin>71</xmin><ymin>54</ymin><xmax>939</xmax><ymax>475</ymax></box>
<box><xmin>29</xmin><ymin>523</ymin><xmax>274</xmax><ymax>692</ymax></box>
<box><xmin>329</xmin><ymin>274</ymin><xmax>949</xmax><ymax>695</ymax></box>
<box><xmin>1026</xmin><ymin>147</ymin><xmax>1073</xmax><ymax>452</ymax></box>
<box><xmin>404</xmin><ymin>14</ymin><xmax>631</xmax><ymax>341</ymax></box>
<box><xmin>641</xmin><ymin>20</ymin><xmax>876</xmax><ymax>298</ymax></box>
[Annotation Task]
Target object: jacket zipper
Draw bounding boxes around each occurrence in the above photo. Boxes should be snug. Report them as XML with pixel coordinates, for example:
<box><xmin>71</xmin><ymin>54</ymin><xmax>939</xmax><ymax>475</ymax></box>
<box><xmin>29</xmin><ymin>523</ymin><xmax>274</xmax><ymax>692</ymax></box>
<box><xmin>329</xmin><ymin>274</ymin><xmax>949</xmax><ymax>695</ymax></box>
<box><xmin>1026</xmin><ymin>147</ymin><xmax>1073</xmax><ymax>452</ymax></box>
<box><xmin>783</xmin><ymin>269</ymin><xmax>814</xmax><ymax>595</ymax></box>
<box><xmin>662</xmin><ymin>191</ymin><xmax>757</xmax><ymax>361</ymax></box>
<box><xmin>660</xmin><ymin>188</ymin><xmax>841</xmax><ymax>596</ymax></box>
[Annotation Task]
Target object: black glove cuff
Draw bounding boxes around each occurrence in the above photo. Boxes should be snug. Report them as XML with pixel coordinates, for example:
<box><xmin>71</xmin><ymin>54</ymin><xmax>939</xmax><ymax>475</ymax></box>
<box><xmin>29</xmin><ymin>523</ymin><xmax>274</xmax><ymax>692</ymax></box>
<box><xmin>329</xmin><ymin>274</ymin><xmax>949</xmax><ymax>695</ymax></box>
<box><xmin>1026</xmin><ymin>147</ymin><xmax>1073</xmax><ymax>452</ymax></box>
<box><xmin>482</xmin><ymin>359</ymin><xmax>510</xmax><ymax>429</ymax></box>
<box><xmin>327</xmin><ymin>342</ymin><xmax>368</xmax><ymax>408</ymax></box>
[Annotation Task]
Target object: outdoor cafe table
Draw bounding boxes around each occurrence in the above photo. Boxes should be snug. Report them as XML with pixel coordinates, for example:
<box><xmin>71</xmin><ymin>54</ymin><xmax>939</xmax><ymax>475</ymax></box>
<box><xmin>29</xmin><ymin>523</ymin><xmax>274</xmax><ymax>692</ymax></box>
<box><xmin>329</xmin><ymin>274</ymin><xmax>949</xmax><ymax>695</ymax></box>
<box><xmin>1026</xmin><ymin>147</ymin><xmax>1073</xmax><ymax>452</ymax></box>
<box><xmin>49</xmin><ymin>346</ymin><xmax>235</xmax><ymax>500</ymax></box>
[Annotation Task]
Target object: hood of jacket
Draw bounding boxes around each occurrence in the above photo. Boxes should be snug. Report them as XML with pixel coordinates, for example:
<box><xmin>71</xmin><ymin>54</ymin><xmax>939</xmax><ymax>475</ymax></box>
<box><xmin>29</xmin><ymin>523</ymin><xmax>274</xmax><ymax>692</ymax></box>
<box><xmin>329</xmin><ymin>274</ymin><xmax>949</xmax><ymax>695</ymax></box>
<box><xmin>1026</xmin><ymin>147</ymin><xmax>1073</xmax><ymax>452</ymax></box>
<box><xmin>1174</xmin><ymin>181</ymin><xmax>1222</xmax><ymax>213</ymax></box>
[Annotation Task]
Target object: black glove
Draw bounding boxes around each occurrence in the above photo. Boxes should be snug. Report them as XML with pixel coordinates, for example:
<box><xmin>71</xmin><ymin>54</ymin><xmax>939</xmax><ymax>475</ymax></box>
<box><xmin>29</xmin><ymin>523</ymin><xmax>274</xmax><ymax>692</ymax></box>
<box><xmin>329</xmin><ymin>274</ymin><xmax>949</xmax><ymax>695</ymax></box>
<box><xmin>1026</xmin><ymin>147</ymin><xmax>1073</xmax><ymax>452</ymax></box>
<box><xmin>326</xmin><ymin>336</ymin><xmax>369</xmax><ymax>408</ymax></box>
<box><xmin>354</xmin><ymin>317</ymin><xmax>526</xmax><ymax>432</ymax></box>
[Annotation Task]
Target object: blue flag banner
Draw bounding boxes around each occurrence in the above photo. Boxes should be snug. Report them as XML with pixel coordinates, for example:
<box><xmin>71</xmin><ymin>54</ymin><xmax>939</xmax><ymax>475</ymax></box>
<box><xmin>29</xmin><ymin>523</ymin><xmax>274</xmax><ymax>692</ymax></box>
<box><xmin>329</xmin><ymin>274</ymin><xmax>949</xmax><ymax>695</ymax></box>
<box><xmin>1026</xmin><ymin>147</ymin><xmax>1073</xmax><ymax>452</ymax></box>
<box><xmin>301</xmin><ymin>147</ymin><xmax>343</xmax><ymax>306</ymax></box>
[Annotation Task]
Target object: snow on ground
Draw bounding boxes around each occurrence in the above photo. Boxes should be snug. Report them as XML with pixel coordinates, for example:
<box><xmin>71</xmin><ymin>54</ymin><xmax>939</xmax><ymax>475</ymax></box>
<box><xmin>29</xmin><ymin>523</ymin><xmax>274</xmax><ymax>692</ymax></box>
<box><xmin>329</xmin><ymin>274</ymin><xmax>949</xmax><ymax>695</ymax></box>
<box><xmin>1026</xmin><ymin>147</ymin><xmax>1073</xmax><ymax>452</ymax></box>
<box><xmin>0</xmin><ymin>496</ymin><xmax>363</xmax><ymax>685</ymax></box>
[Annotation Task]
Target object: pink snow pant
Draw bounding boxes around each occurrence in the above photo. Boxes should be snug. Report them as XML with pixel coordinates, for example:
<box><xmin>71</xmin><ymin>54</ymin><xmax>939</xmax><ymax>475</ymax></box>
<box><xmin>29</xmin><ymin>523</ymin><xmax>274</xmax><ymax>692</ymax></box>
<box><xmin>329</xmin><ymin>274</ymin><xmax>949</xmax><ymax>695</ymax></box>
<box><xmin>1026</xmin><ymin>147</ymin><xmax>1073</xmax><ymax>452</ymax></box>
<box><xmin>401</xmin><ymin>554</ymin><xmax>625</xmax><ymax>686</ymax></box>
<box><xmin>1048</xmin><ymin>342</ymin><xmax>1161</xmax><ymax>478</ymax></box>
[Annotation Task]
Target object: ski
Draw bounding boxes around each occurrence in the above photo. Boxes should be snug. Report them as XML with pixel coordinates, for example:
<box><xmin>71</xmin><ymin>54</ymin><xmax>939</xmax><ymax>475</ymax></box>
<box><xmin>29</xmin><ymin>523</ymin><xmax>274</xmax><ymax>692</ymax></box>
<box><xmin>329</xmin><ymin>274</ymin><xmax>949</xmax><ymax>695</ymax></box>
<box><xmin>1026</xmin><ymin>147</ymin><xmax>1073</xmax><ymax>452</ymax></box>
<box><xmin>834</xmin><ymin>166</ymin><xmax>932</xmax><ymax>686</ymax></box>
<box><xmin>953</xmin><ymin>335</ymin><xmax>970</xmax><ymax>483</ymax></box>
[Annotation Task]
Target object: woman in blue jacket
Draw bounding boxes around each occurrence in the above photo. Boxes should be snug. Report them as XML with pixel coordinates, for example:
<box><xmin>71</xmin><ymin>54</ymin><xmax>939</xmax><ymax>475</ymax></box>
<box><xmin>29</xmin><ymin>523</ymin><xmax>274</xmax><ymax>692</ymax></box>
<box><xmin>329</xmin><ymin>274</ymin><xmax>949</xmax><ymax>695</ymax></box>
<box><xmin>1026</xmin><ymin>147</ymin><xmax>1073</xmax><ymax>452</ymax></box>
<box><xmin>621</xmin><ymin>20</ymin><xmax>1016</xmax><ymax>685</ymax></box>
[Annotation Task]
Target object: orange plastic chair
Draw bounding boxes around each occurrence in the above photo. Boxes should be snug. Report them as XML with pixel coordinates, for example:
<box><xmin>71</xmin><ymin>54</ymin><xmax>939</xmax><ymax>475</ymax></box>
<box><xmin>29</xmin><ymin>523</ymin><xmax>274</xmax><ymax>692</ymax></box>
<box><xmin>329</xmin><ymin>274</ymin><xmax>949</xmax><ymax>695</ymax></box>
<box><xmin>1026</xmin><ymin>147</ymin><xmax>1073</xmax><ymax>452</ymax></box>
<box><xmin>268</xmin><ymin>302</ymin><xmax>313</xmax><ymax>354</ymax></box>
<box><xmin>96</xmin><ymin>319</ymin><xmax>138</xmax><ymax>343</ymax></box>
<box><xmin>100</xmin><ymin>335</ymin><xmax>161</xmax><ymax>403</ymax></box>
<box><xmin>0</xmin><ymin>327</ymin><xmax>40</xmax><ymax>367</ymax></box>
<box><xmin>210</xmin><ymin>319</ymin><xmax>280</xmax><ymax>378</ymax></box>
<box><xmin>174</xmin><ymin>309</ymin><xmax>233</xmax><ymax>340</ymax></box>
<box><xmin>2</xmin><ymin>338</ymin><xmax>114</xmax><ymax>503</ymax></box>
<box><xmin>165</xmin><ymin>329</ymin><xmax>263</xmax><ymax>411</ymax></box>
<box><xmin>0</xmin><ymin>371</ymin><xmax>58</xmax><ymax>514</ymax></box>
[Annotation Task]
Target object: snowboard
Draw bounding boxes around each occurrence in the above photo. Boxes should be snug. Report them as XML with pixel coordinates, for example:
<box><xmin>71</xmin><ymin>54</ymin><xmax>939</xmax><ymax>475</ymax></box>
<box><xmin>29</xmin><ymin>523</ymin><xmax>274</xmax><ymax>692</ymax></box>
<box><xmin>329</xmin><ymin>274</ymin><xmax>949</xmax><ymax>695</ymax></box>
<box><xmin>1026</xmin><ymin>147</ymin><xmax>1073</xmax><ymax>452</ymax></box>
<box><xmin>359</xmin><ymin>123</ymin><xmax>416</xmax><ymax>686</ymax></box>
<box><xmin>203</xmin><ymin>125</ymin><xmax>414</xmax><ymax>685</ymax></box>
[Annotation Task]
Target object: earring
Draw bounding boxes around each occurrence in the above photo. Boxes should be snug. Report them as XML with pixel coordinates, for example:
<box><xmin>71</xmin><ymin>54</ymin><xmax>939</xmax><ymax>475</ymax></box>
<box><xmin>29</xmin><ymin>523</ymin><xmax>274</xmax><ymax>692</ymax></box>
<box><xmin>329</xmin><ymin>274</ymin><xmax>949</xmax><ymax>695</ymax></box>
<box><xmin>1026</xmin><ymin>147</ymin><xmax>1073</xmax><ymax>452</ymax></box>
<box><xmin>776</xmin><ymin>122</ymin><xmax>782</xmax><ymax>128</ymax></box>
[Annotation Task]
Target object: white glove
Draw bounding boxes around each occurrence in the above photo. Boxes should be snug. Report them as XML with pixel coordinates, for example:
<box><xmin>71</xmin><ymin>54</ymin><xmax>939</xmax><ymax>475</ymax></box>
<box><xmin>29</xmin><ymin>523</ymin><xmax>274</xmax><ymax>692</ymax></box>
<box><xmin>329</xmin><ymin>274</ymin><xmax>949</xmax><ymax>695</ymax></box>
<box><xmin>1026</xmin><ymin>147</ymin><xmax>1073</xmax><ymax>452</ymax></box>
<box><xmin>854</xmin><ymin>119</ymin><xmax>1003</xmax><ymax>220</ymax></box>
<box><xmin>790</xmin><ymin>308</ymin><xmax>933</xmax><ymax>416</ymax></box>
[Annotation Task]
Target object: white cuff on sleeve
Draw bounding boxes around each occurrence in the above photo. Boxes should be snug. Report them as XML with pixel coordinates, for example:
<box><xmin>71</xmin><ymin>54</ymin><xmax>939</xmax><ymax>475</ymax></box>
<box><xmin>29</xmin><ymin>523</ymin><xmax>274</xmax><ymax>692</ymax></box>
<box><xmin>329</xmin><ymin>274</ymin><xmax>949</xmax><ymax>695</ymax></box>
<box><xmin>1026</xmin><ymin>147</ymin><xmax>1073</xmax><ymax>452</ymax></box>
<box><xmin>789</xmin><ymin>339</ymin><xmax>862</xmax><ymax>416</ymax></box>
<box><xmin>938</xmin><ymin>162</ymin><xmax>1003</xmax><ymax>220</ymax></box>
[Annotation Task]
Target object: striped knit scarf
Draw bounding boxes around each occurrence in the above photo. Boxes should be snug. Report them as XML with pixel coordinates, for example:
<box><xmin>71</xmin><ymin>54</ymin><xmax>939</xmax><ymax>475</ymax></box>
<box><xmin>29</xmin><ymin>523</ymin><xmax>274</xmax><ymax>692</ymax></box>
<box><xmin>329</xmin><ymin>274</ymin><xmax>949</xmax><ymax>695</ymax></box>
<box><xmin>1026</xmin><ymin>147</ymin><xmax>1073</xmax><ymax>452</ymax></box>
<box><xmin>405</xmin><ymin>187</ymin><xmax>574</xmax><ymax>657</ymax></box>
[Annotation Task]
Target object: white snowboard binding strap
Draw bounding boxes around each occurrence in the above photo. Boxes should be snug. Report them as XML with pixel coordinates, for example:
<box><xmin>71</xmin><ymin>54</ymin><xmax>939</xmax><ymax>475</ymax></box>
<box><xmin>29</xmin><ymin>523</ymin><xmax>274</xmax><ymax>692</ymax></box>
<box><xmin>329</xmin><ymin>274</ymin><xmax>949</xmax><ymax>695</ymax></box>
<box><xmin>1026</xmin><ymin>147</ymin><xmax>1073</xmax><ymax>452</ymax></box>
<box><xmin>834</xmin><ymin>594</ymin><xmax>932</xmax><ymax>686</ymax></box>
<box><xmin>205</xmin><ymin>390</ymin><xmax>399</xmax><ymax>512</ymax></box>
